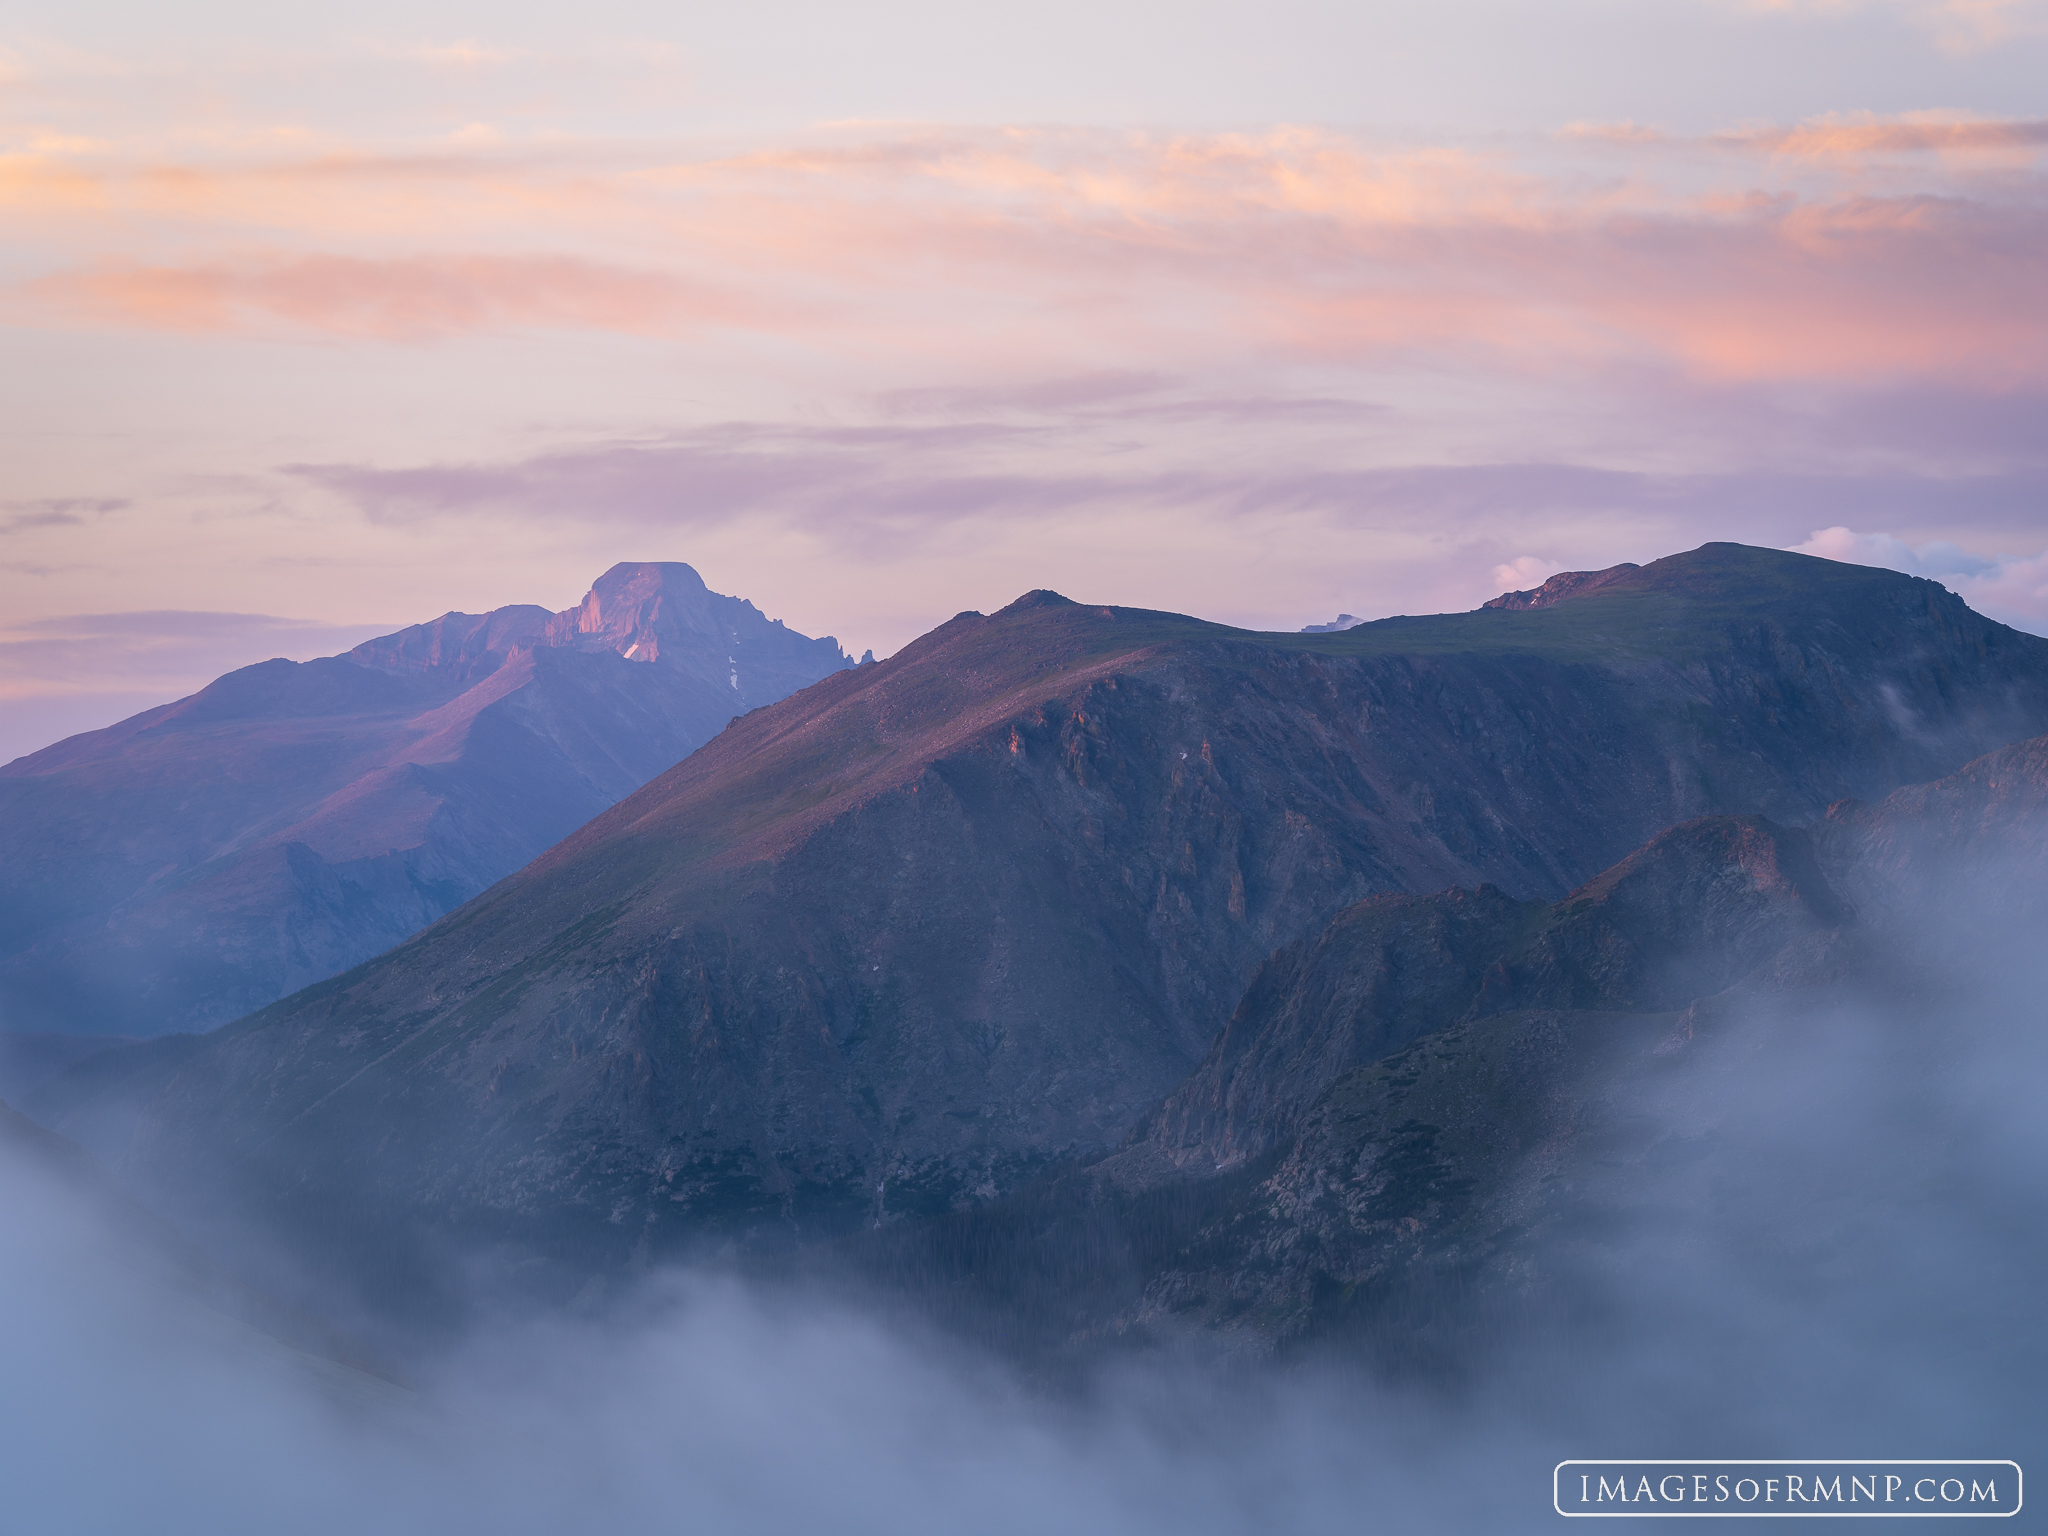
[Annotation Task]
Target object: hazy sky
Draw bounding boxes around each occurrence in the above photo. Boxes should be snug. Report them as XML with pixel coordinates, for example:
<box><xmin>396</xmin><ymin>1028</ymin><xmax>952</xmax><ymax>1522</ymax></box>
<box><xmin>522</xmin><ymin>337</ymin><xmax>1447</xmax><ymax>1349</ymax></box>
<box><xmin>4</xmin><ymin>1</ymin><xmax>2046</xmax><ymax>756</ymax></box>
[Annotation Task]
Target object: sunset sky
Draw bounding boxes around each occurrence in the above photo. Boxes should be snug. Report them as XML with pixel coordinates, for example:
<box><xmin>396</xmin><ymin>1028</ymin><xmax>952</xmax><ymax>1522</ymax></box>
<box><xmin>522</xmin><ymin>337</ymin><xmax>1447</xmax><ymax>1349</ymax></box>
<box><xmin>4</xmin><ymin>0</ymin><xmax>2046</xmax><ymax>759</ymax></box>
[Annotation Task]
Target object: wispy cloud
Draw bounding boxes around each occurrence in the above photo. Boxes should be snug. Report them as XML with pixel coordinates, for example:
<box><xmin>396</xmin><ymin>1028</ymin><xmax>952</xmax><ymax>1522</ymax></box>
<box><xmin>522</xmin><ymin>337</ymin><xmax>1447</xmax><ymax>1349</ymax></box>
<box><xmin>0</xmin><ymin>498</ymin><xmax>126</xmax><ymax>535</ymax></box>
<box><xmin>1736</xmin><ymin>0</ymin><xmax>2048</xmax><ymax>54</ymax></box>
<box><xmin>8</xmin><ymin>118</ymin><xmax>2044</xmax><ymax>387</ymax></box>
<box><xmin>28</xmin><ymin>256</ymin><xmax>769</xmax><ymax>341</ymax></box>
<box><xmin>876</xmin><ymin>372</ymin><xmax>1173</xmax><ymax>417</ymax></box>
<box><xmin>281</xmin><ymin>422</ymin><xmax>2048</xmax><ymax>631</ymax></box>
<box><xmin>1791</xmin><ymin>525</ymin><xmax>2048</xmax><ymax>625</ymax></box>
<box><xmin>3</xmin><ymin>510</ymin><xmax>82</xmax><ymax>534</ymax></box>
<box><xmin>0</xmin><ymin>610</ymin><xmax>400</xmax><ymax>762</ymax></box>
<box><xmin>5</xmin><ymin>43</ymin><xmax>2046</xmax><ymax>689</ymax></box>
<box><xmin>1921</xmin><ymin>0</ymin><xmax>2048</xmax><ymax>53</ymax></box>
<box><xmin>1734</xmin><ymin>111</ymin><xmax>2048</xmax><ymax>157</ymax></box>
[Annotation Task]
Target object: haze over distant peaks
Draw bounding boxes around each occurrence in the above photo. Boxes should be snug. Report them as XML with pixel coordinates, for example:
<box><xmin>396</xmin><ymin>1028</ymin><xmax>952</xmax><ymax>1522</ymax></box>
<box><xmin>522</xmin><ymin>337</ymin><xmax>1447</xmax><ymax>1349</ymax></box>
<box><xmin>39</xmin><ymin>544</ymin><xmax>2048</xmax><ymax>1318</ymax></box>
<box><xmin>347</xmin><ymin>562</ymin><xmax>845</xmax><ymax>713</ymax></box>
<box><xmin>0</xmin><ymin>562</ymin><xmax>853</xmax><ymax>1040</ymax></box>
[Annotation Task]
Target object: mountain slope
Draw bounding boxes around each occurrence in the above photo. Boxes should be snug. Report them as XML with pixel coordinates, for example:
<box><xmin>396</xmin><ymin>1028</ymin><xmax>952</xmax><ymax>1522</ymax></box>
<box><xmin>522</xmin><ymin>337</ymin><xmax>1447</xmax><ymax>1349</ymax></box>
<box><xmin>1125</xmin><ymin>815</ymin><xmax>1851</xmax><ymax>1179</ymax></box>
<box><xmin>29</xmin><ymin>545</ymin><xmax>2048</xmax><ymax>1311</ymax></box>
<box><xmin>0</xmin><ymin>563</ymin><xmax>851</xmax><ymax>1037</ymax></box>
<box><xmin>1</xmin><ymin>1094</ymin><xmax>398</xmax><ymax>1395</ymax></box>
<box><xmin>1113</xmin><ymin>730</ymin><xmax>2048</xmax><ymax>1356</ymax></box>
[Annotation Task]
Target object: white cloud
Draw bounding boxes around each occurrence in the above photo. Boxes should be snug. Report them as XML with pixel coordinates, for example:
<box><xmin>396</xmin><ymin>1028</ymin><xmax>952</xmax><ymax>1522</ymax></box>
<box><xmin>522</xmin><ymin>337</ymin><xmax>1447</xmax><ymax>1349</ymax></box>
<box><xmin>1925</xmin><ymin>0</ymin><xmax>2048</xmax><ymax>52</ymax></box>
<box><xmin>1790</xmin><ymin>525</ymin><xmax>2048</xmax><ymax>632</ymax></box>
<box><xmin>1738</xmin><ymin>0</ymin><xmax>2048</xmax><ymax>53</ymax></box>
<box><xmin>1490</xmin><ymin>555</ymin><xmax>1562</xmax><ymax>593</ymax></box>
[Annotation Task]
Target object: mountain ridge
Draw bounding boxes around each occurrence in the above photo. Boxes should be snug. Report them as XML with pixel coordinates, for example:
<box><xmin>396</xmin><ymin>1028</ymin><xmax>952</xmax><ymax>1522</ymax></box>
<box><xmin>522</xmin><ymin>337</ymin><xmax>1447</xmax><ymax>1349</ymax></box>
<box><xmin>1110</xmin><ymin>728</ymin><xmax>2048</xmax><ymax>1356</ymax></box>
<box><xmin>828</xmin><ymin>732</ymin><xmax>2048</xmax><ymax>1362</ymax></box>
<box><xmin>0</xmin><ymin>563</ymin><xmax>852</xmax><ymax>1037</ymax></box>
<box><xmin>1114</xmin><ymin>813</ymin><xmax>1852</xmax><ymax>1183</ymax></box>
<box><xmin>29</xmin><ymin>543</ymin><xmax>2048</xmax><ymax>1325</ymax></box>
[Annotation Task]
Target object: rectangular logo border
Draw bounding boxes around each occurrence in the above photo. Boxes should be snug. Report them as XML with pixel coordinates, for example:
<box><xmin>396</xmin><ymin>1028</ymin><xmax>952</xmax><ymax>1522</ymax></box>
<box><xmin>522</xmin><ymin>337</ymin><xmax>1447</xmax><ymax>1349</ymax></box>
<box><xmin>1553</xmin><ymin>1460</ymin><xmax>2024</xmax><ymax>1518</ymax></box>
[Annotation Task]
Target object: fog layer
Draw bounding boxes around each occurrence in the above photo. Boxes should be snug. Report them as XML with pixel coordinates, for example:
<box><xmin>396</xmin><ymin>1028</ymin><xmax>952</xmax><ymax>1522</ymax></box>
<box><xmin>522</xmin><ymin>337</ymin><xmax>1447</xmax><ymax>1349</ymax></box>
<box><xmin>4</xmin><ymin>845</ymin><xmax>2044</xmax><ymax>1533</ymax></box>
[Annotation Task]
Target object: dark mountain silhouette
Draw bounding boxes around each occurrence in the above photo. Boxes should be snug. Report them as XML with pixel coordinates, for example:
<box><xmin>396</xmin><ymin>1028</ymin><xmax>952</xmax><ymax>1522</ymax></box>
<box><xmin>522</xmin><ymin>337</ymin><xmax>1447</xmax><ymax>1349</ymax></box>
<box><xmin>1099</xmin><ymin>731</ymin><xmax>2048</xmax><ymax>1356</ymax></box>
<box><xmin>0</xmin><ymin>563</ymin><xmax>851</xmax><ymax>1038</ymax></box>
<box><xmin>1123</xmin><ymin>815</ymin><xmax>1850</xmax><ymax>1180</ymax></box>
<box><xmin>28</xmin><ymin>544</ymin><xmax>2048</xmax><ymax>1325</ymax></box>
<box><xmin>829</xmin><ymin>733</ymin><xmax>2048</xmax><ymax>1361</ymax></box>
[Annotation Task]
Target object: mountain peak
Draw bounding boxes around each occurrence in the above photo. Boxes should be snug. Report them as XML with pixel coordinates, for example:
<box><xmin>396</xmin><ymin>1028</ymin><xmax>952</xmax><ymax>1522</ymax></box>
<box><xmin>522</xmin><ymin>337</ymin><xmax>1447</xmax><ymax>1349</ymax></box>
<box><xmin>29</xmin><ymin>546</ymin><xmax>2048</xmax><ymax>1307</ymax></box>
<box><xmin>586</xmin><ymin>561</ymin><xmax>711</xmax><ymax>603</ymax></box>
<box><xmin>1477</xmin><ymin>542</ymin><xmax>1950</xmax><ymax>614</ymax></box>
<box><xmin>997</xmin><ymin>590</ymin><xmax>1077</xmax><ymax>615</ymax></box>
<box><xmin>347</xmin><ymin>605</ymin><xmax>554</xmax><ymax>675</ymax></box>
<box><xmin>556</xmin><ymin>563</ymin><xmax>716</xmax><ymax>663</ymax></box>
<box><xmin>1483</xmin><ymin>562</ymin><xmax>1639</xmax><ymax>611</ymax></box>
<box><xmin>0</xmin><ymin>560</ymin><xmax>856</xmax><ymax>1037</ymax></box>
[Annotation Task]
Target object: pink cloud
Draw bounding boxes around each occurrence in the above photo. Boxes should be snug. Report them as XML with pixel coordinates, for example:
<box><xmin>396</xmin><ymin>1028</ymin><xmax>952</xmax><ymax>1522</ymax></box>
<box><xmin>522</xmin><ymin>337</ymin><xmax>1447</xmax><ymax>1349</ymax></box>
<box><xmin>1748</xmin><ymin>114</ymin><xmax>2048</xmax><ymax>157</ymax></box>
<box><xmin>26</xmin><ymin>254</ymin><xmax>773</xmax><ymax>341</ymax></box>
<box><xmin>7</xmin><ymin>119</ymin><xmax>2045</xmax><ymax>386</ymax></box>
<box><xmin>1792</xmin><ymin>525</ymin><xmax>2048</xmax><ymax>630</ymax></box>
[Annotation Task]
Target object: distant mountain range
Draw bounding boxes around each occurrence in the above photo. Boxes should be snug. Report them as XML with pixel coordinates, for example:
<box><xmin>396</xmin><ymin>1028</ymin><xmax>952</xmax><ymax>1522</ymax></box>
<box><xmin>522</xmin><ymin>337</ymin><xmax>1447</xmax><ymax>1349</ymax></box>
<box><xmin>0</xmin><ymin>563</ymin><xmax>853</xmax><ymax>1038</ymax></box>
<box><xmin>29</xmin><ymin>544</ymin><xmax>2048</xmax><ymax>1327</ymax></box>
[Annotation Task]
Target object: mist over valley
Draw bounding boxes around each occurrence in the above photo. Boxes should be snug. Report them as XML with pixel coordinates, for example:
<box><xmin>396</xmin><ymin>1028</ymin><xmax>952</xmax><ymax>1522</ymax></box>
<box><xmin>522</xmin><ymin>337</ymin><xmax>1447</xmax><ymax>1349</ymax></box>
<box><xmin>5</xmin><ymin>544</ymin><xmax>2046</xmax><ymax>1531</ymax></box>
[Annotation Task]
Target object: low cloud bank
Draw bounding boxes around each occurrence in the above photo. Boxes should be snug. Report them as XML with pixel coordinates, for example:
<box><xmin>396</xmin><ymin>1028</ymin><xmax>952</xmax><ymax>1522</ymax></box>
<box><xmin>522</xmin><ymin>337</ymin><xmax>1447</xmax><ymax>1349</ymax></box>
<box><xmin>4</xmin><ymin>843</ymin><xmax>2045</xmax><ymax>1533</ymax></box>
<box><xmin>0</xmin><ymin>1145</ymin><xmax>1534</xmax><ymax>1536</ymax></box>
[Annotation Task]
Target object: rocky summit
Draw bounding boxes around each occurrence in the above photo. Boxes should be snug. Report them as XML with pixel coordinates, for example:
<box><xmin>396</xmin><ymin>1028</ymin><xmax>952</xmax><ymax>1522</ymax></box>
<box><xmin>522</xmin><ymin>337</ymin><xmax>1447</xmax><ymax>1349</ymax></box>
<box><xmin>31</xmin><ymin>544</ymin><xmax>2048</xmax><ymax>1322</ymax></box>
<box><xmin>0</xmin><ymin>563</ymin><xmax>851</xmax><ymax>1038</ymax></box>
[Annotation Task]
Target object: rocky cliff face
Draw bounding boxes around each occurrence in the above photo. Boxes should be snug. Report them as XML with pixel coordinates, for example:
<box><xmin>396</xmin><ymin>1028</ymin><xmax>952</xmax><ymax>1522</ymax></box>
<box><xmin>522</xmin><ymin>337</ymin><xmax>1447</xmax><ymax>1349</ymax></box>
<box><xmin>0</xmin><ymin>564</ymin><xmax>851</xmax><ymax>1037</ymax></box>
<box><xmin>1125</xmin><ymin>884</ymin><xmax>1538</xmax><ymax>1178</ymax></box>
<box><xmin>1481</xmin><ymin>562</ymin><xmax>1640</xmax><ymax>610</ymax></box>
<box><xmin>1125</xmin><ymin>815</ymin><xmax>1855</xmax><ymax>1180</ymax></box>
<box><xmin>1816</xmin><ymin>731</ymin><xmax>2048</xmax><ymax>930</ymax></box>
<box><xmin>29</xmin><ymin>546</ymin><xmax>2048</xmax><ymax>1318</ymax></box>
<box><xmin>537</xmin><ymin>561</ymin><xmax>845</xmax><ymax>711</ymax></box>
<box><xmin>1110</xmin><ymin>732</ymin><xmax>2048</xmax><ymax>1358</ymax></box>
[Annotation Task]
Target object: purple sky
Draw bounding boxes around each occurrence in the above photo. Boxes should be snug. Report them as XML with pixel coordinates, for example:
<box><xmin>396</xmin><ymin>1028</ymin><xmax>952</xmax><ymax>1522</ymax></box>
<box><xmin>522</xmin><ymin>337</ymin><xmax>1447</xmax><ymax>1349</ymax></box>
<box><xmin>4</xmin><ymin>1</ymin><xmax>2046</xmax><ymax>760</ymax></box>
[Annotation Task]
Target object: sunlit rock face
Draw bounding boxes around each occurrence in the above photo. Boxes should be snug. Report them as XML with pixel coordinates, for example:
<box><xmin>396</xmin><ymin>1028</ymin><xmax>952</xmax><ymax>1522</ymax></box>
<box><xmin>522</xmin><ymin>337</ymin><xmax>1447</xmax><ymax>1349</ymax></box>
<box><xmin>534</xmin><ymin>562</ymin><xmax>849</xmax><ymax>713</ymax></box>
<box><xmin>0</xmin><ymin>563</ymin><xmax>852</xmax><ymax>1038</ymax></box>
<box><xmin>1481</xmin><ymin>562</ymin><xmax>1641</xmax><ymax>611</ymax></box>
<box><xmin>32</xmin><ymin>544</ymin><xmax>2048</xmax><ymax>1325</ymax></box>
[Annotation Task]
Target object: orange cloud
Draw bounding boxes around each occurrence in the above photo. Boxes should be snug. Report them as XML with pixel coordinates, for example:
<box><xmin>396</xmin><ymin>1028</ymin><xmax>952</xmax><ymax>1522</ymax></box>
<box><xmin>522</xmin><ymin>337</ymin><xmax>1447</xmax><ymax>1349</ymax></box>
<box><xmin>1756</xmin><ymin>113</ymin><xmax>2048</xmax><ymax>155</ymax></box>
<box><xmin>0</xmin><ymin>152</ymin><xmax>112</xmax><ymax>212</ymax></box>
<box><xmin>27</xmin><ymin>255</ymin><xmax>769</xmax><ymax>340</ymax></box>
<box><xmin>6</xmin><ymin>118</ymin><xmax>2045</xmax><ymax>385</ymax></box>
